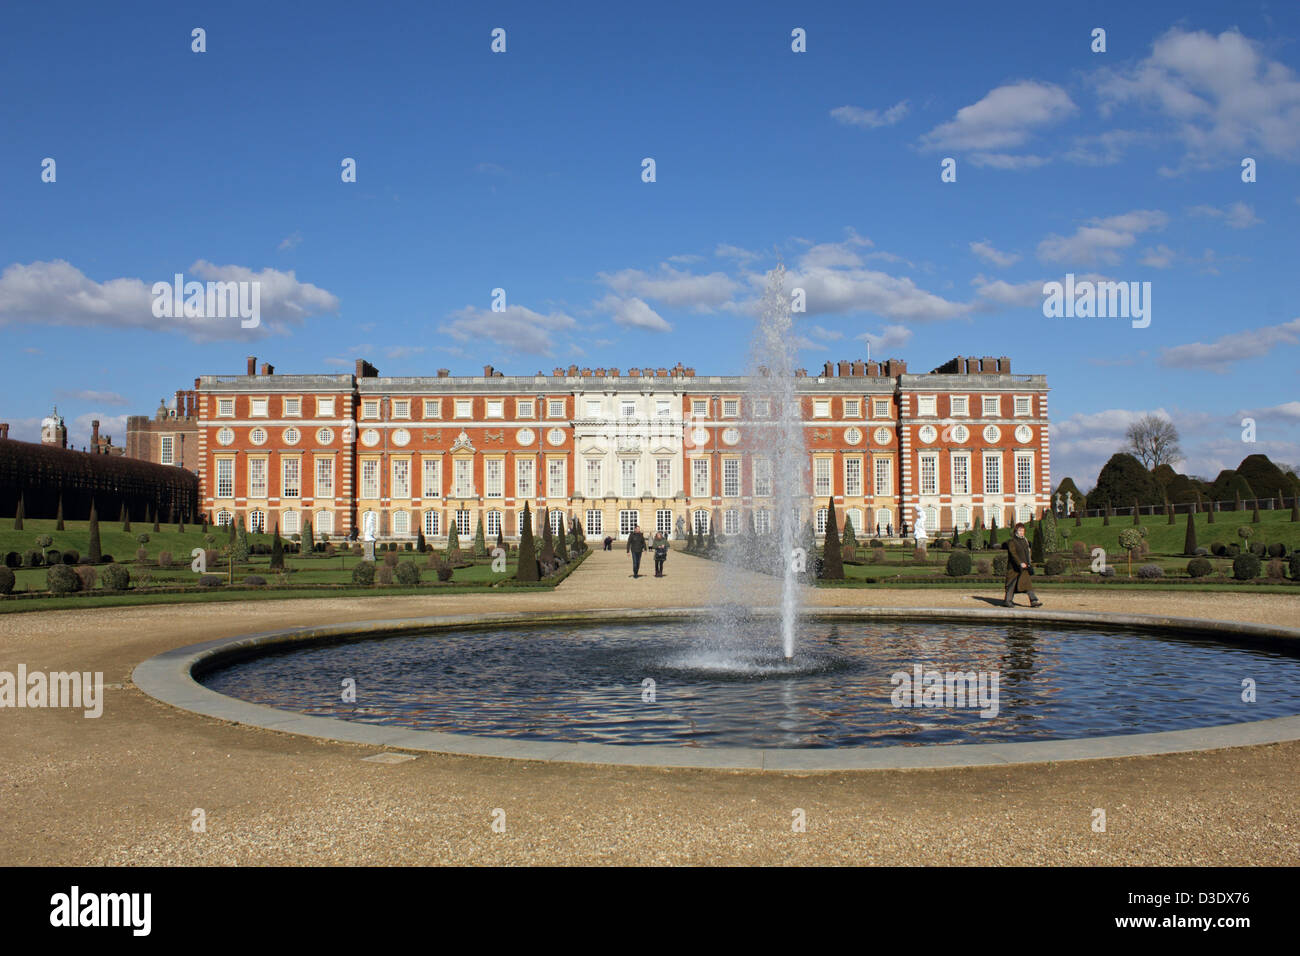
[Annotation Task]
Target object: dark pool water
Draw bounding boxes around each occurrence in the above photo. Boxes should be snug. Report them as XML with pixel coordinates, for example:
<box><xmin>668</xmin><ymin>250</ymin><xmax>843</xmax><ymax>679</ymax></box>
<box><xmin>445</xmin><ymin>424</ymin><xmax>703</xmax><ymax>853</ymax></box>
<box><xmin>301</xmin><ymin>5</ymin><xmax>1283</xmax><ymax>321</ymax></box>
<box><xmin>200</xmin><ymin>620</ymin><xmax>1300</xmax><ymax>748</ymax></box>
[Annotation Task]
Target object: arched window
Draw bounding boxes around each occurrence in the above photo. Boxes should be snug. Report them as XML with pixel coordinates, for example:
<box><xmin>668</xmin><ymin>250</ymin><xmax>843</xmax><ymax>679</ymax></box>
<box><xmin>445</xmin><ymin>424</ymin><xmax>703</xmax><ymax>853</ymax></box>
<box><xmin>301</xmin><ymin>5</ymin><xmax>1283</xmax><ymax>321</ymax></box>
<box><xmin>282</xmin><ymin>510</ymin><xmax>300</xmax><ymax>535</ymax></box>
<box><xmin>423</xmin><ymin>510</ymin><xmax>439</xmax><ymax>536</ymax></box>
<box><xmin>550</xmin><ymin>509</ymin><xmax>564</xmax><ymax>534</ymax></box>
<box><xmin>216</xmin><ymin>509</ymin><xmax>233</xmax><ymax>527</ymax></box>
<box><xmin>955</xmin><ymin>505</ymin><xmax>970</xmax><ymax>530</ymax></box>
<box><xmin>487</xmin><ymin>511</ymin><xmax>502</xmax><ymax>539</ymax></box>
<box><xmin>753</xmin><ymin>508</ymin><xmax>770</xmax><ymax>534</ymax></box>
<box><xmin>875</xmin><ymin>508</ymin><xmax>893</xmax><ymax>534</ymax></box>
<box><xmin>723</xmin><ymin>509</ymin><xmax>739</xmax><ymax>535</ymax></box>
<box><xmin>316</xmin><ymin>510</ymin><xmax>334</xmax><ymax>536</ymax></box>
<box><xmin>693</xmin><ymin>509</ymin><xmax>710</xmax><ymax>533</ymax></box>
<box><xmin>1018</xmin><ymin>504</ymin><xmax>1033</xmax><ymax>523</ymax></box>
<box><xmin>925</xmin><ymin>506</ymin><xmax>939</xmax><ymax>533</ymax></box>
<box><xmin>249</xmin><ymin>509</ymin><xmax>266</xmax><ymax>533</ymax></box>
<box><xmin>393</xmin><ymin>510</ymin><xmax>410</xmax><ymax>536</ymax></box>
<box><xmin>846</xmin><ymin>508</ymin><xmax>863</xmax><ymax>537</ymax></box>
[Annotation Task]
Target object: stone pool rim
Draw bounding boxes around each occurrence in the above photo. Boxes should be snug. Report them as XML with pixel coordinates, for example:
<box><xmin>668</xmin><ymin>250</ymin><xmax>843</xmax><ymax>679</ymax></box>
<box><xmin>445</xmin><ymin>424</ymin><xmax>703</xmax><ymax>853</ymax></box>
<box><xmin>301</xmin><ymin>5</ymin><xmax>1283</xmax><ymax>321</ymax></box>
<box><xmin>132</xmin><ymin>607</ymin><xmax>1300</xmax><ymax>772</ymax></box>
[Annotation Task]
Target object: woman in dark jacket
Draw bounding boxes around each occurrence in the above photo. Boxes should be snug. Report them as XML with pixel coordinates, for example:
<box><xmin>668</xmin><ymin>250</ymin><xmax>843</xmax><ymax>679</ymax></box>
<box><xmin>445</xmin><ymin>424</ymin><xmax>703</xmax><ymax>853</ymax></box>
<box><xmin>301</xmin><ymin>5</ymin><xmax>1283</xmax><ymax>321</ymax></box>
<box><xmin>1003</xmin><ymin>522</ymin><xmax>1042</xmax><ymax>608</ymax></box>
<box><xmin>651</xmin><ymin>531</ymin><xmax>668</xmax><ymax>577</ymax></box>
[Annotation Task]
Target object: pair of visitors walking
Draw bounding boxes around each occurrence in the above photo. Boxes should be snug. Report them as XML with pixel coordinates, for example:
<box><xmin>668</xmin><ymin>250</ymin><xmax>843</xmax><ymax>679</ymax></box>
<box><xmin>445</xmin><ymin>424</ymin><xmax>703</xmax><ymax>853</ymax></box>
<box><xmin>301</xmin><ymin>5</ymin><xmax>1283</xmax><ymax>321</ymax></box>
<box><xmin>626</xmin><ymin>526</ymin><xmax>668</xmax><ymax>578</ymax></box>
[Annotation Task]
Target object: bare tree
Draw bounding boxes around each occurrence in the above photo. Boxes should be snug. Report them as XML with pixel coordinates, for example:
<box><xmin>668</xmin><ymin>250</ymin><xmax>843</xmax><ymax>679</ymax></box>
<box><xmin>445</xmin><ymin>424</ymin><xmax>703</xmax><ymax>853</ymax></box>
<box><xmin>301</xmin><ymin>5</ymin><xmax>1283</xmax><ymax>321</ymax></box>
<box><xmin>1125</xmin><ymin>414</ymin><xmax>1182</xmax><ymax>470</ymax></box>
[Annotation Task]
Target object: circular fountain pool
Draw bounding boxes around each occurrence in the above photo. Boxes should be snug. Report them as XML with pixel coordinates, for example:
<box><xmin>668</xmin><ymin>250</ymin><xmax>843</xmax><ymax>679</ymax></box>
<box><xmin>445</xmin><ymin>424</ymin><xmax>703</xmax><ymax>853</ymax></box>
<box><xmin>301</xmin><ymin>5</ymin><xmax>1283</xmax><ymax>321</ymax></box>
<box><xmin>197</xmin><ymin>614</ymin><xmax>1300</xmax><ymax>750</ymax></box>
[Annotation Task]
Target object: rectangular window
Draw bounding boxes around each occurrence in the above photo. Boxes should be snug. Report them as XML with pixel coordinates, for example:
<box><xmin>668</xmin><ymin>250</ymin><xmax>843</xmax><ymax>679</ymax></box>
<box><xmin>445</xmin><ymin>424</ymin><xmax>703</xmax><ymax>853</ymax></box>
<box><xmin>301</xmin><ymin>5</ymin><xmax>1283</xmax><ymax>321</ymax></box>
<box><xmin>282</xmin><ymin>459</ymin><xmax>300</xmax><ymax>498</ymax></box>
<box><xmin>585</xmin><ymin>510</ymin><xmax>603</xmax><ymax>536</ymax></box>
<box><xmin>454</xmin><ymin>399</ymin><xmax>472</xmax><ymax>419</ymax></box>
<box><xmin>656</xmin><ymin>400</ymin><xmax>671</xmax><ymax>419</ymax></box>
<box><xmin>1014</xmin><ymin>395</ymin><xmax>1032</xmax><ymax>417</ymax></box>
<box><xmin>873</xmin><ymin>399</ymin><xmax>890</xmax><ymax>419</ymax></box>
<box><xmin>362</xmin><ymin>400</ymin><xmax>379</xmax><ymax>420</ymax></box>
<box><xmin>918</xmin><ymin>395</ymin><xmax>937</xmax><ymax>417</ymax></box>
<box><xmin>951</xmin><ymin>396</ymin><xmax>969</xmax><ymax>417</ymax></box>
<box><xmin>548</xmin><ymin>400</ymin><xmax>565</xmax><ymax>418</ymax></box>
<box><xmin>724</xmin><ymin>510</ymin><xmax>739</xmax><ymax>535</ymax></box>
<box><xmin>516</xmin><ymin>459</ymin><xmax>534</xmax><ymax>499</ymax></box>
<box><xmin>691</xmin><ymin>459</ymin><xmax>710</xmax><ymax>497</ymax></box>
<box><xmin>487</xmin><ymin>460</ymin><xmax>504</xmax><ymax>498</ymax></box>
<box><xmin>422</xmin><ymin>458</ymin><xmax>441</xmax><ymax>498</ymax></box>
<box><xmin>218</xmin><ymin>398</ymin><xmax>235</xmax><ymax>417</ymax></box>
<box><xmin>723</xmin><ymin>459</ymin><xmax>740</xmax><ymax>497</ymax></box>
<box><xmin>983</xmin><ymin>395</ymin><xmax>1000</xmax><ymax>416</ymax></box>
<box><xmin>844</xmin><ymin>399</ymin><xmax>861</xmax><ymax>418</ymax></box>
<box><xmin>251</xmin><ymin>397</ymin><xmax>268</xmax><ymax>417</ymax></box>
<box><xmin>984</xmin><ymin>454</ymin><xmax>1002</xmax><ymax>495</ymax></box>
<box><xmin>619</xmin><ymin>510</ymin><xmax>638</xmax><ymax>537</ymax></box>
<box><xmin>620</xmin><ymin>459</ymin><xmax>637</xmax><ymax>496</ymax></box>
<box><xmin>1016</xmin><ymin>454</ymin><xmax>1033</xmax><ymax>494</ymax></box>
<box><xmin>283</xmin><ymin>398</ymin><xmax>301</xmax><ymax>417</ymax></box>
<box><xmin>516</xmin><ymin>400</ymin><xmax>534</xmax><ymax>418</ymax></box>
<box><xmin>423</xmin><ymin>399</ymin><xmax>441</xmax><ymax>419</ymax></box>
<box><xmin>874</xmin><ymin>458</ymin><xmax>892</xmax><ymax>496</ymax></box>
<box><xmin>754</xmin><ymin>509</ymin><xmax>770</xmax><ymax>534</ymax></box>
<box><xmin>723</xmin><ymin>399</ymin><xmax>739</xmax><ymax>418</ymax></box>
<box><xmin>586</xmin><ymin>399</ymin><xmax>601</xmax><ymax>418</ymax></box>
<box><xmin>816</xmin><ymin>508</ymin><xmax>828</xmax><ymax>535</ymax></box>
<box><xmin>248</xmin><ymin>459</ymin><xmax>267</xmax><ymax>498</ymax></box>
<box><xmin>845</xmin><ymin>458</ymin><xmax>862</xmax><ymax>497</ymax></box>
<box><xmin>453</xmin><ymin>459</ymin><xmax>474</xmax><ymax>498</ymax></box>
<box><xmin>919</xmin><ymin>453</ymin><xmax>938</xmax><ymax>496</ymax></box>
<box><xmin>754</xmin><ymin>399</ymin><xmax>771</xmax><ymax>418</ymax></box>
<box><xmin>547</xmin><ymin>458</ymin><xmax>566</xmax><ymax>497</ymax></box>
<box><xmin>655</xmin><ymin>458</ymin><xmax>672</xmax><ymax>497</ymax></box>
<box><xmin>486</xmin><ymin>400</ymin><xmax>504</xmax><ymax>419</ymax></box>
<box><xmin>316</xmin><ymin>458</ymin><xmax>334</xmax><ymax>498</ymax></box>
<box><xmin>392</xmin><ymin>459</ymin><xmax>410</xmax><ymax>499</ymax></box>
<box><xmin>486</xmin><ymin>511</ymin><xmax>502</xmax><ymax>538</ymax></box>
<box><xmin>216</xmin><ymin>458</ymin><xmax>234</xmax><ymax>498</ymax></box>
<box><xmin>586</xmin><ymin>459</ymin><xmax>603</xmax><ymax>497</ymax></box>
<box><xmin>159</xmin><ymin>435</ymin><xmax>174</xmax><ymax>466</ymax></box>
<box><xmin>952</xmin><ymin>455</ymin><xmax>970</xmax><ymax>496</ymax></box>
<box><xmin>692</xmin><ymin>400</ymin><xmax>707</xmax><ymax>417</ymax></box>
<box><xmin>657</xmin><ymin>510</ymin><xmax>673</xmax><ymax>535</ymax></box>
<box><xmin>753</xmin><ymin>458</ymin><xmax>772</xmax><ymax>497</ymax></box>
<box><xmin>361</xmin><ymin>459</ymin><xmax>379</xmax><ymax>499</ymax></box>
<box><xmin>392</xmin><ymin>400</ymin><xmax>410</xmax><ymax>419</ymax></box>
<box><xmin>814</xmin><ymin>458</ymin><xmax>832</xmax><ymax>497</ymax></box>
<box><xmin>316</xmin><ymin>397</ymin><xmax>335</xmax><ymax>417</ymax></box>
<box><xmin>621</xmin><ymin>400</ymin><xmax>636</xmax><ymax>419</ymax></box>
<box><xmin>813</xmin><ymin>400</ymin><xmax>830</xmax><ymax>418</ymax></box>
<box><xmin>456</xmin><ymin>510</ymin><xmax>471</xmax><ymax>537</ymax></box>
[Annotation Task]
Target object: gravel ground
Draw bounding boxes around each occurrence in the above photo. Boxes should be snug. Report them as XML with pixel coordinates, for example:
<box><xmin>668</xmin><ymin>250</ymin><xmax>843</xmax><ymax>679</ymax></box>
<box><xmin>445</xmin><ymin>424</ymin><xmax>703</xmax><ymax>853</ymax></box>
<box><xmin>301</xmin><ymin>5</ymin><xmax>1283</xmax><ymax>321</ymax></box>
<box><xmin>2</xmin><ymin>549</ymin><xmax>1297</xmax><ymax>865</ymax></box>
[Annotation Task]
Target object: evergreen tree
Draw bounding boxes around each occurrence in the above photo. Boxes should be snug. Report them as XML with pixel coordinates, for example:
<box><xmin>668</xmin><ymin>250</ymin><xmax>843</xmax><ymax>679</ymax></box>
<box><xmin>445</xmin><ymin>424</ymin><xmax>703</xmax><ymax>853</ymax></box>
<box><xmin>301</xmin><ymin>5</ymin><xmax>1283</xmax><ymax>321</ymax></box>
<box><xmin>1184</xmin><ymin>509</ymin><xmax>1198</xmax><ymax>556</ymax></box>
<box><xmin>1252</xmin><ymin>501</ymin><xmax>1261</xmax><ymax>523</ymax></box>
<box><xmin>447</xmin><ymin>521</ymin><xmax>462</xmax><ymax>560</ymax></box>
<box><xmin>233</xmin><ymin>516</ymin><xmax>250</xmax><ymax>563</ymax></box>
<box><xmin>987</xmin><ymin>521</ymin><xmax>999</xmax><ymax>549</ymax></box>
<box><xmin>951</xmin><ymin>525</ymin><xmax>959</xmax><ymax>548</ymax></box>
<box><xmin>540</xmin><ymin>510</ymin><xmax>555</xmax><ymax>567</ymax></box>
<box><xmin>842</xmin><ymin>514</ymin><xmax>858</xmax><ymax>549</ymax></box>
<box><xmin>1103</xmin><ymin>502</ymin><xmax>1111</xmax><ymax>526</ymax></box>
<box><xmin>87</xmin><ymin>500</ymin><xmax>102</xmax><ymax>564</ymax></box>
<box><xmin>1074</xmin><ymin>512</ymin><xmax>1082</xmax><ymax>527</ymax></box>
<box><xmin>153</xmin><ymin>500</ymin><xmax>161</xmax><ymax>533</ymax></box>
<box><xmin>13</xmin><ymin>493</ymin><xmax>24</xmax><ymax>531</ymax></box>
<box><xmin>1133</xmin><ymin>499</ymin><xmax>1141</xmax><ymax>524</ymax></box>
<box><xmin>303</xmin><ymin>517</ymin><xmax>313</xmax><ymax>553</ymax></box>
<box><xmin>1040</xmin><ymin>508</ymin><xmax>1060</xmax><ymax>554</ymax></box>
<box><xmin>55</xmin><ymin>495</ymin><xmax>65</xmax><ymax>531</ymax></box>
<box><xmin>1166</xmin><ymin>500</ymin><xmax>1175</xmax><ymax>524</ymax></box>
<box><xmin>416</xmin><ymin>525</ymin><xmax>426</xmax><ymax>554</ymax></box>
<box><xmin>228</xmin><ymin>515</ymin><xmax>237</xmax><ymax>543</ymax></box>
<box><xmin>515</xmin><ymin>503</ymin><xmax>539</xmax><ymax>582</ymax></box>
<box><xmin>686</xmin><ymin>522</ymin><xmax>696</xmax><ymax>552</ymax></box>
<box><xmin>1292</xmin><ymin>497</ymin><xmax>1300</xmax><ymax>522</ymax></box>
<box><xmin>1234</xmin><ymin>490</ymin><xmax>1243</xmax><ymax>512</ymax></box>
<box><xmin>1030</xmin><ymin>522</ymin><xmax>1045</xmax><ymax>565</ymax></box>
<box><xmin>821</xmin><ymin>500</ymin><xmax>844</xmax><ymax>579</ymax></box>
<box><xmin>556</xmin><ymin>517</ymin><xmax>569</xmax><ymax>562</ymax></box>
<box><xmin>1207</xmin><ymin>501</ymin><xmax>1215</xmax><ymax>524</ymax></box>
<box><xmin>270</xmin><ymin>521</ymin><xmax>284</xmax><ymax>570</ymax></box>
<box><xmin>473</xmin><ymin>515</ymin><xmax>487</xmax><ymax>557</ymax></box>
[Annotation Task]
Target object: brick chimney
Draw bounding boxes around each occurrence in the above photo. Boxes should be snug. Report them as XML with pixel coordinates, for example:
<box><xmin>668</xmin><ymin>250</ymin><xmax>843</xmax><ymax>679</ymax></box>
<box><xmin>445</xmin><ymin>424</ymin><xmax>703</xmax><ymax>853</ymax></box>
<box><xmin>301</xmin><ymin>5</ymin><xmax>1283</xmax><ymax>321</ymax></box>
<box><xmin>981</xmin><ymin>355</ymin><xmax>997</xmax><ymax>373</ymax></box>
<box><xmin>437</xmin><ymin>368</ymin><xmax>450</xmax><ymax>378</ymax></box>
<box><xmin>822</xmin><ymin>361</ymin><xmax>834</xmax><ymax>377</ymax></box>
<box><xmin>838</xmin><ymin>360</ymin><xmax>851</xmax><ymax>377</ymax></box>
<box><xmin>595</xmin><ymin>368</ymin><xmax>606</xmax><ymax>377</ymax></box>
<box><xmin>552</xmin><ymin>367</ymin><xmax>564</xmax><ymax>377</ymax></box>
<box><xmin>175</xmin><ymin>389</ymin><xmax>185</xmax><ymax>416</ymax></box>
<box><xmin>260</xmin><ymin>362</ymin><xmax>274</xmax><ymax>376</ymax></box>
<box><xmin>483</xmin><ymin>364</ymin><xmax>495</xmax><ymax>377</ymax></box>
<box><xmin>567</xmin><ymin>364</ymin><xmax>579</xmax><ymax>377</ymax></box>
<box><xmin>851</xmin><ymin>360</ymin><xmax>865</xmax><ymax>376</ymax></box>
<box><xmin>609</xmin><ymin>368</ymin><xmax>620</xmax><ymax>377</ymax></box>
<box><xmin>998</xmin><ymin>355</ymin><xmax>1011</xmax><ymax>373</ymax></box>
<box><xmin>628</xmin><ymin>367</ymin><xmax>641</xmax><ymax>377</ymax></box>
<box><xmin>246</xmin><ymin>356</ymin><xmax>256</xmax><ymax>376</ymax></box>
<box><xmin>91</xmin><ymin>420</ymin><xmax>100</xmax><ymax>450</ymax></box>
<box><xmin>355</xmin><ymin>359</ymin><xmax>378</xmax><ymax>378</ymax></box>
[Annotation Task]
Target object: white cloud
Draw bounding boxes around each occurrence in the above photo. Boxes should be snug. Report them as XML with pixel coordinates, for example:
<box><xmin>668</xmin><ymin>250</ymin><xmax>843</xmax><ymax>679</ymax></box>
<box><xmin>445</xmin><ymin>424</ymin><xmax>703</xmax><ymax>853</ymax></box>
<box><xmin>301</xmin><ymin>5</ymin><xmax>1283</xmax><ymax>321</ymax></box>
<box><xmin>1096</xmin><ymin>28</ymin><xmax>1300</xmax><ymax>171</ymax></box>
<box><xmin>1238</xmin><ymin>400</ymin><xmax>1300</xmax><ymax>423</ymax></box>
<box><xmin>1062</xmin><ymin>129</ymin><xmax>1148</xmax><ymax>166</ymax></box>
<box><xmin>438</xmin><ymin>304</ymin><xmax>578</xmax><ymax>356</ymax></box>
<box><xmin>775</xmin><ymin>264</ymin><xmax>969</xmax><ymax>322</ymax></box>
<box><xmin>598</xmin><ymin>265</ymin><xmax>738</xmax><ymax>310</ymax></box>
<box><xmin>594</xmin><ymin>294</ymin><xmax>672</xmax><ymax>332</ymax></box>
<box><xmin>278</xmin><ymin>232</ymin><xmax>302</xmax><ymax>251</ymax></box>
<box><xmin>1036</xmin><ymin>209</ymin><xmax>1168</xmax><ymax>265</ymax></box>
<box><xmin>831</xmin><ymin>100</ymin><xmax>910</xmax><ymax>129</ymax></box>
<box><xmin>69</xmin><ymin>412</ymin><xmax>129</xmax><ymax>451</ymax></box>
<box><xmin>56</xmin><ymin>389</ymin><xmax>129</xmax><ymax>405</ymax></box>
<box><xmin>1188</xmin><ymin>201</ymin><xmax>1262</xmax><ymax>229</ymax></box>
<box><xmin>919</xmin><ymin>81</ymin><xmax>1075</xmax><ymax>151</ymax></box>
<box><xmin>1139</xmin><ymin>244</ymin><xmax>1177</xmax><ymax>268</ymax></box>
<box><xmin>714</xmin><ymin>243</ymin><xmax>759</xmax><ymax>262</ymax></box>
<box><xmin>969</xmin><ymin>240</ymin><xmax>1020</xmax><ymax>268</ymax></box>
<box><xmin>1160</xmin><ymin>317</ymin><xmax>1300</xmax><ymax>372</ymax></box>
<box><xmin>968</xmin><ymin>152</ymin><xmax>1049</xmax><ymax>169</ymax></box>
<box><xmin>971</xmin><ymin>275</ymin><xmax>1044</xmax><ymax>308</ymax></box>
<box><xmin>856</xmin><ymin>324</ymin><xmax>913</xmax><ymax>352</ymax></box>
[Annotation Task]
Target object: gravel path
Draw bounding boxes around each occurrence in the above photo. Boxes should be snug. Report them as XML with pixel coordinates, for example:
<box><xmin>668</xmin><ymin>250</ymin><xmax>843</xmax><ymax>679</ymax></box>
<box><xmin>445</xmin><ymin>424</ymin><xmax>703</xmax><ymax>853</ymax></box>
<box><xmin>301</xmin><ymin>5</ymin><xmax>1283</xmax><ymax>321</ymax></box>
<box><xmin>2</xmin><ymin>549</ymin><xmax>1297</xmax><ymax>865</ymax></box>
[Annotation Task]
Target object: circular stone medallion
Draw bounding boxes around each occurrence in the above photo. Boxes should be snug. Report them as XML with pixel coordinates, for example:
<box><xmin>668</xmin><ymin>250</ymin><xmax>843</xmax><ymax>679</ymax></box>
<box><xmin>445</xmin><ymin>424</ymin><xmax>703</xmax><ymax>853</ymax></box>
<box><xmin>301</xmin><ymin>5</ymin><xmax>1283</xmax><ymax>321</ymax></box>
<box><xmin>873</xmin><ymin>426</ymin><xmax>892</xmax><ymax>445</ymax></box>
<box><xmin>392</xmin><ymin>428</ymin><xmax>410</xmax><ymax>447</ymax></box>
<box><xmin>1015</xmin><ymin>424</ymin><xmax>1033</xmax><ymax>443</ymax></box>
<box><xmin>516</xmin><ymin>428</ymin><xmax>536</xmax><ymax>447</ymax></box>
<box><xmin>844</xmin><ymin>427</ymin><xmax>862</xmax><ymax>446</ymax></box>
<box><xmin>546</xmin><ymin>428</ymin><xmax>566</xmax><ymax>447</ymax></box>
<box><xmin>721</xmin><ymin>427</ymin><xmax>740</xmax><ymax>446</ymax></box>
<box><xmin>361</xmin><ymin>428</ymin><xmax>381</xmax><ymax>448</ymax></box>
<box><xmin>983</xmin><ymin>425</ymin><xmax>1001</xmax><ymax>444</ymax></box>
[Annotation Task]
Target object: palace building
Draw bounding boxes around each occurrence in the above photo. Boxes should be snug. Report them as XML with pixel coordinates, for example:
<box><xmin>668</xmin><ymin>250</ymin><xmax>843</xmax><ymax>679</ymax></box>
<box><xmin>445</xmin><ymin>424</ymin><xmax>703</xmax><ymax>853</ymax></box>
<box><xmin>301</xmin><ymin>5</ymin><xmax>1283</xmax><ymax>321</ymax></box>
<box><xmin>194</xmin><ymin>354</ymin><xmax>1049</xmax><ymax>541</ymax></box>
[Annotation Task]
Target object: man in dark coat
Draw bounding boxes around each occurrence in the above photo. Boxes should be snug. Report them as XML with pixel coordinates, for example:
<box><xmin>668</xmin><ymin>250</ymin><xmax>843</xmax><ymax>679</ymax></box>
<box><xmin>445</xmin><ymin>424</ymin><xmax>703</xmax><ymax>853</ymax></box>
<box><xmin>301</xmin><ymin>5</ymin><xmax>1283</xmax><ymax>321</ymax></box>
<box><xmin>1003</xmin><ymin>522</ymin><xmax>1042</xmax><ymax>607</ymax></box>
<box><xmin>626</xmin><ymin>525</ymin><xmax>647</xmax><ymax>577</ymax></box>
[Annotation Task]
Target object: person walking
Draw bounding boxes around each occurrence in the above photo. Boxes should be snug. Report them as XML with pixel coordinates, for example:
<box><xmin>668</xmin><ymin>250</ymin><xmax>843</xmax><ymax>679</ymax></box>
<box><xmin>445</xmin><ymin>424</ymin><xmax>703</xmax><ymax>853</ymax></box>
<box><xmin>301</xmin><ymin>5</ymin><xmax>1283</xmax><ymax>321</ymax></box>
<box><xmin>626</xmin><ymin>525</ymin><xmax>647</xmax><ymax>578</ymax></box>
<box><xmin>1003</xmin><ymin>522</ymin><xmax>1043</xmax><ymax>608</ymax></box>
<box><xmin>603</xmin><ymin>534</ymin><xmax>613</xmax><ymax>551</ymax></box>
<box><xmin>651</xmin><ymin>529</ymin><xmax>668</xmax><ymax>577</ymax></box>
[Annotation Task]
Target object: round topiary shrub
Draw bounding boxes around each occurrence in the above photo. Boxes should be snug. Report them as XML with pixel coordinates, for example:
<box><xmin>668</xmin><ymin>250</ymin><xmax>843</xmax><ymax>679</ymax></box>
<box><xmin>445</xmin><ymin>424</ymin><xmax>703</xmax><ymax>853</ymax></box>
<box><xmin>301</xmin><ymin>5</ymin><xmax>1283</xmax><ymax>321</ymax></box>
<box><xmin>35</xmin><ymin>534</ymin><xmax>53</xmax><ymax>548</ymax></box>
<box><xmin>870</xmin><ymin>547</ymin><xmax>886</xmax><ymax>564</ymax></box>
<box><xmin>1210</xmin><ymin>542</ymin><xmax>1226</xmax><ymax>556</ymax></box>
<box><xmin>1226</xmin><ymin>543</ymin><xmax>1240</xmax><ymax>556</ymax></box>
<box><xmin>1072</xmin><ymin>541</ymin><xmax>1089</xmax><ymax>560</ymax></box>
<box><xmin>382</xmin><ymin>551</ymin><xmax>399</xmax><ymax>568</ymax></box>
<box><xmin>136</xmin><ymin>547</ymin><xmax>149</xmax><ymax>563</ymax></box>
<box><xmin>100</xmin><ymin>554</ymin><xmax>113</xmax><ymax>564</ymax></box>
<box><xmin>136</xmin><ymin>533</ymin><xmax>150</xmax><ymax>544</ymax></box>
<box><xmin>62</xmin><ymin>549</ymin><xmax>79</xmax><ymax>565</ymax></box>
<box><xmin>1044</xmin><ymin>555</ymin><xmax>1068</xmax><ymax>576</ymax></box>
<box><xmin>198</xmin><ymin>575</ymin><xmax>224</xmax><ymax>587</ymax></box>
<box><xmin>44</xmin><ymin>549</ymin><xmax>62</xmax><ymax>566</ymax></box>
<box><xmin>1136</xmin><ymin>563</ymin><xmax>1163</xmax><ymax>580</ymax></box>
<box><xmin>376</xmin><ymin>565</ymin><xmax>394</xmax><ymax>586</ymax></box>
<box><xmin>0</xmin><ymin>566</ymin><xmax>14</xmax><ymax>594</ymax></box>
<box><xmin>23</xmin><ymin>550</ymin><xmax>43</xmax><ymax>568</ymax></box>
<box><xmin>436</xmin><ymin>563</ymin><xmax>454</xmax><ymax>582</ymax></box>
<box><xmin>158</xmin><ymin>551</ymin><xmax>173</xmax><ymax>568</ymax></box>
<box><xmin>3</xmin><ymin>551</ymin><xmax>19</xmax><ymax>569</ymax></box>
<box><xmin>945</xmin><ymin>550</ymin><xmax>972</xmax><ymax>577</ymax></box>
<box><xmin>1097</xmin><ymin>566</ymin><xmax>1116</xmax><ymax>577</ymax></box>
<box><xmin>976</xmin><ymin>559</ymin><xmax>992</xmax><ymax>575</ymax></box>
<box><xmin>869</xmin><ymin>538</ymin><xmax>883</xmax><ymax>549</ymax></box>
<box><xmin>1232</xmin><ymin>553</ymin><xmax>1261</xmax><ymax>581</ymax></box>
<box><xmin>1266</xmin><ymin>559</ymin><xmax>1286</xmax><ymax>581</ymax></box>
<box><xmin>1249</xmin><ymin>542</ymin><xmax>1266</xmax><ymax>557</ymax></box>
<box><xmin>1186</xmin><ymin>557</ymin><xmax>1213</xmax><ymax>578</ymax></box>
<box><xmin>938</xmin><ymin>539</ymin><xmax>952</xmax><ymax>551</ymax></box>
<box><xmin>74</xmin><ymin>565</ymin><xmax>97</xmax><ymax>590</ymax></box>
<box><xmin>1267</xmin><ymin>542</ymin><xmax>1287</xmax><ymax>558</ymax></box>
<box><xmin>913</xmin><ymin>547</ymin><xmax>927</xmax><ymax>563</ymax></box>
<box><xmin>100</xmin><ymin>564</ymin><xmax>130</xmax><ymax>590</ymax></box>
<box><xmin>243</xmin><ymin>575</ymin><xmax>268</xmax><ymax>586</ymax></box>
<box><xmin>395</xmin><ymin>562</ymin><xmax>421</xmax><ymax>586</ymax></box>
<box><xmin>47</xmin><ymin>564</ymin><xmax>80</xmax><ymax>594</ymax></box>
<box><xmin>351</xmin><ymin>562</ymin><xmax>376</xmax><ymax>585</ymax></box>
<box><xmin>1193</xmin><ymin>547</ymin><xmax>1208</xmax><ymax>556</ymax></box>
<box><xmin>993</xmin><ymin>554</ymin><xmax>1008</xmax><ymax>576</ymax></box>
<box><xmin>204</xmin><ymin>549</ymin><xmax>221</xmax><ymax>570</ymax></box>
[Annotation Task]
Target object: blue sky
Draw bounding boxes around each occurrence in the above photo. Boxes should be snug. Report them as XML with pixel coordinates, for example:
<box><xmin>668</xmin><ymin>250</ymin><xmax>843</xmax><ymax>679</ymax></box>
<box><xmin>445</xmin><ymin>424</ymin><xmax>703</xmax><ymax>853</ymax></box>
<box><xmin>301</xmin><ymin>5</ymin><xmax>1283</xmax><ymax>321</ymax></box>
<box><xmin>2</xmin><ymin>0</ymin><xmax>1298</xmax><ymax>488</ymax></box>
